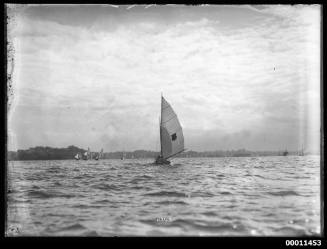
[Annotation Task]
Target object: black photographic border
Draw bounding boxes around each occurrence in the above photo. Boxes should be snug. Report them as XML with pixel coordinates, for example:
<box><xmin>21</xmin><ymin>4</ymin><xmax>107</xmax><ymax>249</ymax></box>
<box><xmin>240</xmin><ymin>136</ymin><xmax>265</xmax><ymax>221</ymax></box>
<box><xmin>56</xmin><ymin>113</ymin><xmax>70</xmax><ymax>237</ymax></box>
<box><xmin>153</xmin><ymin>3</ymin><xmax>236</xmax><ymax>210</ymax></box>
<box><xmin>1</xmin><ymin>1</ymin><xmax>325</xmax><ymax>248</ymax></box>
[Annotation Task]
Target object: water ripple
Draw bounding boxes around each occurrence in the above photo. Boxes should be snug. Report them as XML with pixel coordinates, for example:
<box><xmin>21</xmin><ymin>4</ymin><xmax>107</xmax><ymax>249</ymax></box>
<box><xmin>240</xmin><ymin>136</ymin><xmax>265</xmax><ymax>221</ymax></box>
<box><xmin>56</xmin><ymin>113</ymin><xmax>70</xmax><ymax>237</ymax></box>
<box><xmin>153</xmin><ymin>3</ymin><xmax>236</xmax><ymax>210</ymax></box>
<box><xmin>267</xmin><ymin>190</ymin><xmax>300</xmax><ymax>197</ymax></box>
<box><xmin>144</xmin><ymin>191</ymin><xmax>187</xmax><ymax>198</ymax></box>
<box><xmin>7</xmin><ymin>156</ymin><xmax>321</xmax><ymax>236</ymax></box>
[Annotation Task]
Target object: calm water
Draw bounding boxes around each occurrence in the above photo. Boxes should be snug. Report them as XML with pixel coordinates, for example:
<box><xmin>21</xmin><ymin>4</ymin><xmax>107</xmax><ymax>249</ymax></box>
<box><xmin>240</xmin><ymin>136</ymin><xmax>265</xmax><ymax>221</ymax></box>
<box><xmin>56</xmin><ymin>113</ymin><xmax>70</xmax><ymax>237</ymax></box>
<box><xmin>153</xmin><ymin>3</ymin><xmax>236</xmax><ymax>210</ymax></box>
<box><xmin>7</xmin><ymin>156</ymin><xmax>321</xmax><ymax>236</ymax></box>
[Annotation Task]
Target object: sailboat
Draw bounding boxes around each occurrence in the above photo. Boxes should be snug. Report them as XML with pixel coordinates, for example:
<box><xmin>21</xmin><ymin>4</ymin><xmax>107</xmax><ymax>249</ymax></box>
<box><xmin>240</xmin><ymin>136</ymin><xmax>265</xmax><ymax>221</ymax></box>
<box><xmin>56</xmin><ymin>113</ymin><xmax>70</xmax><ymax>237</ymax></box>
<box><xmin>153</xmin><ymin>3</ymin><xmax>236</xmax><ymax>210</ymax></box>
<box><xmin>121</xmin><ymin>151</ymin><xmax>125</xmax><ymax>160</ymax></box>
<box><xmin>154</xmin><ymin>95</ymin><xmax>184</xmax><ymax>165</ymax></box>
<box><xmin>283</xmin><ymin>149</ymin><xmax>288</xmax><ymax>156</ymax></box>
<box><xmin>82</xmin><ymin>147</ymin><xmax>91</xmax><ymax>160</ymax></box>
<box><xmin>299</xmin><ymin>144</ymin><xmax>304</xmax><ymax>156</ymax></box>
<box><xmin>74</xmin><ymin>153</ymin><xmax>81</xmax><ymax>160</ymax></box>
<box><xmin>95</xmin><ymin>149</ymin><xmax>103</xmax><ymax>160</ymax></box>
<box><xmin>82</xmin><ymin>151</ymin><xmax>88</xmax><ymax>160</ymax></box>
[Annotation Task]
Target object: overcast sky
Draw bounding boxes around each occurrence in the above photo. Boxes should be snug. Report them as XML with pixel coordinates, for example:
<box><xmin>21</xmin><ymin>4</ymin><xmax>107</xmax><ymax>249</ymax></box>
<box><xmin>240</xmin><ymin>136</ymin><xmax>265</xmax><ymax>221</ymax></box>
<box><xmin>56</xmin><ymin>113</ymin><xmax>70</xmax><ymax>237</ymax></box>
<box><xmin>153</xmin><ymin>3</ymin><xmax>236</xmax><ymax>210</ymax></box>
<box><xmin>7</xmin><ymin>4</ymin><xmax>321</xmax><ymax>152</ymax></box>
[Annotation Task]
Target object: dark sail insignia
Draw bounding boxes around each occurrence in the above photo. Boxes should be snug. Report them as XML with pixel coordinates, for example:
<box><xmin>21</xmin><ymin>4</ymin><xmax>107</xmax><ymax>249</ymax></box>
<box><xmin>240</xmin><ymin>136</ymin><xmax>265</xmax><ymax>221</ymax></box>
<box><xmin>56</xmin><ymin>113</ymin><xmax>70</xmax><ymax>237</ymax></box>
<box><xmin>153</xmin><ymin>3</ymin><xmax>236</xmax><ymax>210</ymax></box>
<box><xmin>171</xmin><ymin>133</ymin><xmax>177</xmax><ymax>141</ymax></box>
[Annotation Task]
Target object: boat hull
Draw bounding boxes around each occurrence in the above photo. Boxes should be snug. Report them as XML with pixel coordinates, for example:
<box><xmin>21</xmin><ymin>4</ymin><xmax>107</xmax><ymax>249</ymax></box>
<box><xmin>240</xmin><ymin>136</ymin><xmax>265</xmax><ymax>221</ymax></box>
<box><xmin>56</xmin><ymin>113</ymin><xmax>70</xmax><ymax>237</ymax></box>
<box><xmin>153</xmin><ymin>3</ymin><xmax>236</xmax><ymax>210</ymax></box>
<box><xmin>154</xmin><ymin>156</ymin><xmax>170</xmax><ymax>165</ymax></box>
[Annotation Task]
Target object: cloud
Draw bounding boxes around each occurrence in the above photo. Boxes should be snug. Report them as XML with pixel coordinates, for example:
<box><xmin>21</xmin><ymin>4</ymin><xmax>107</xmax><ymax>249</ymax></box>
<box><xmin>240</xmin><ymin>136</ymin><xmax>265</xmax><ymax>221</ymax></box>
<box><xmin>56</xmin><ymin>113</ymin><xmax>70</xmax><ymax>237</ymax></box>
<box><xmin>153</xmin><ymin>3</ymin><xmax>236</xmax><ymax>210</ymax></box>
<box><xmin>7</xmin><ymin>5</ymin><xmax>321</xmax><ymax>152</ymax></box>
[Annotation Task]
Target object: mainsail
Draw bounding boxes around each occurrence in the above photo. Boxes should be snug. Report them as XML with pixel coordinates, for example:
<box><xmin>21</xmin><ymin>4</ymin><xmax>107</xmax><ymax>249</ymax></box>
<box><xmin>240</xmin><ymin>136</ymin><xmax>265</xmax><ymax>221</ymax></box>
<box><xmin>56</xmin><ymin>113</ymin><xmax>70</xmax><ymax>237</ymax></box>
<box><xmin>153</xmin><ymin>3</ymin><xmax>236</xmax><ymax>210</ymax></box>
<box><xmin>160</xmin><ymin>96</ymin><xmax>184</xmax><ymax>160</ymax></box>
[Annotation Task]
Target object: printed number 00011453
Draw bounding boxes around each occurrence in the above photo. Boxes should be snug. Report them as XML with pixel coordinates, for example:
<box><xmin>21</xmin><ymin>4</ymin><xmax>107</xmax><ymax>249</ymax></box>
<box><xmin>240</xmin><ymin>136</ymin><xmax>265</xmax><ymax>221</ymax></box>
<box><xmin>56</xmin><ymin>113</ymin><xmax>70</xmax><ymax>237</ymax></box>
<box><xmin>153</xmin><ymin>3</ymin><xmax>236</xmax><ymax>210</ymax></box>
<box><xmin>286</xmin><ymin>240</ymin><xmax>321</xmax><ymax>246</ymax></box>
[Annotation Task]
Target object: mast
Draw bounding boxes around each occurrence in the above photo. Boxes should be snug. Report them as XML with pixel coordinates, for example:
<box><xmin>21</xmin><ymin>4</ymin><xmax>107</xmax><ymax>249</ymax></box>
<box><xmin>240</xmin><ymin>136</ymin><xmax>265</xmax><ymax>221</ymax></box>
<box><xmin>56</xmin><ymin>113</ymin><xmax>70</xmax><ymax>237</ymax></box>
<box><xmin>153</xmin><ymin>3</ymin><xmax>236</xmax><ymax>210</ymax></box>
<box><xmin>160</xmin><ymin>94</ymin><xmax>163</xmax><ymax>156</ymax></box>
<box><xmin>159</xmin><ymin>116</ymin><xmax>162</xmax><ymax>156</ymax></box>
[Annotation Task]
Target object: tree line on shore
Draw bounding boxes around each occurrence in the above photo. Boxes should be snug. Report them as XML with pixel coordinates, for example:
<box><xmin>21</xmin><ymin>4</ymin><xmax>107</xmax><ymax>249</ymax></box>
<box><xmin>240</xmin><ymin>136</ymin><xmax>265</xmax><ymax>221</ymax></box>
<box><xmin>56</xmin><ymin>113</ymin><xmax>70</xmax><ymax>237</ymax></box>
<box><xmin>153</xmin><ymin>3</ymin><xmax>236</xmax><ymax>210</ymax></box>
<box><xmin>7</xmin><ymin>145</ymin><xmax>307</xmax><ymax>161</ymax></box>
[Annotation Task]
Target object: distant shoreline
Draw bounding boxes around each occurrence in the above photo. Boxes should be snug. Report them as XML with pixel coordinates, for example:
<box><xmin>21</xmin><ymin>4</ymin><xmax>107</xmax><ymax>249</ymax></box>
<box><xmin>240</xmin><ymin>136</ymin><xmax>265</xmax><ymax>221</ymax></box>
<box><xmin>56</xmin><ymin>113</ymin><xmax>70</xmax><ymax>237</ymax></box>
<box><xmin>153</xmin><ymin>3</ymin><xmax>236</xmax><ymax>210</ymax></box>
<box><xmin>7</xmin><ymin>155</ymin><xmax>319</xmax><ymax>162</ymax></box>
<box><xmin>7</xmin><ymin>145</ymin><xmax>318</xmax><ymax>161</ymax></box>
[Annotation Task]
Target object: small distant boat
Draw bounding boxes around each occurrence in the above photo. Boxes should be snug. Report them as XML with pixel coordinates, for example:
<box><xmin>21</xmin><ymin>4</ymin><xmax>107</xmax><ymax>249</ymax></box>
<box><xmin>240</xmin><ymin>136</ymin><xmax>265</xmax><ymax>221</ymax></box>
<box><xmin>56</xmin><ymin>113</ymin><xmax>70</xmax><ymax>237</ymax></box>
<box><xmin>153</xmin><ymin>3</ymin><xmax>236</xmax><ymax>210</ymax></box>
<box><xmin>283</xmin><ymin>149</ymin><xmax>288</xmax><ymax>156</ymax></box>
<box><xmin>154</xmin><ymin>95</ymin><xmax>184</xmax><ymax>165</ymax></box>
<box><xmin>74</xmin><ymin>153</ymin><xmax>81</xmax><ymax>160</ymax></box>
<box><xmin>121</xmin><ymin>152</ymin><xmax>125</xmax><ymax>160</ymax></box>
<box><xmin>299</xmin><ymin>144</ymin><xmax>304</xmax><ymax>156</ymax></box>
<box><xmin>95</xmin><ymin>149</ymin><xmax>103</xmax><ymax>160</ymax></box>
<box><xmin>82</xmin><ymin>151</ymin><xmax>88</xmax><ymax>160</ymax></box>
<box><xmin>82</xmin><ymin>148</ymin><xmax>91</xmax><ymax>160</ymax></box>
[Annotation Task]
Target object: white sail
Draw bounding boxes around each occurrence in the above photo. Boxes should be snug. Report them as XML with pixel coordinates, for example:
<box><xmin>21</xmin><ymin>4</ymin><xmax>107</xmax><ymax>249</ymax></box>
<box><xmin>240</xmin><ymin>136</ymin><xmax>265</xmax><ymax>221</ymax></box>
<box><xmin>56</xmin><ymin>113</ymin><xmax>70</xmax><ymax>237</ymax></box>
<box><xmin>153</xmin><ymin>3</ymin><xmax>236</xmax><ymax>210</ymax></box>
<box><xmin>160</xmin><ymin>96</ymin><xmax>184</xmax><ymax>159</ymax></box>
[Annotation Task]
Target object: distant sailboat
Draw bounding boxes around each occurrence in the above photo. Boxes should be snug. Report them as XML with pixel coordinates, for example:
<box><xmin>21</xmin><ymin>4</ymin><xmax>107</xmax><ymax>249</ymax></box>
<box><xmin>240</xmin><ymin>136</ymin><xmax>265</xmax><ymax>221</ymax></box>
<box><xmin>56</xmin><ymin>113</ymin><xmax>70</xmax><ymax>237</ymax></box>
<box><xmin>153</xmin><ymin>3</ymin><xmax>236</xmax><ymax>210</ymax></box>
<box><xmin>121</xmin><ymin>152</ymin><xmax>125</xmax><ymax>160</ymax></box>
<box><xmin>299</xmin><ymin>144</ymin><xmax>304</xmax><ymax>156</ymax></box>
<box><xmin>283</xmin><ymin>149</ymin><xmax>288</xmax><ymax>156</ymax></box>
<box><xmin>83</xmin><ymin>147</ymin><xmax>91</xmax><ymax>160</ymax></box>
<box><xmin>155</xmin><ymin>95</ymin><xmax>184</xmax><ymax>165</ymax></box>
<box><xmin>95</xmin><ymin>149</ymin><xmax>103</xmax><ymax>160</ymax></box>
<box><xmin>74</xmin><ymin>153</ymin><xmax>81</xmax><ymax>160</ymax></box>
